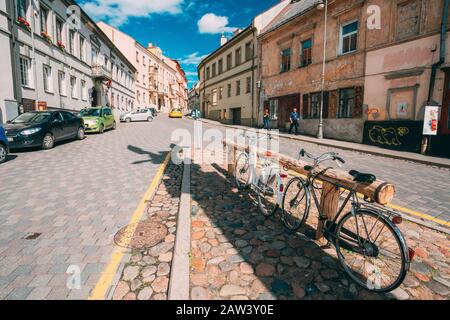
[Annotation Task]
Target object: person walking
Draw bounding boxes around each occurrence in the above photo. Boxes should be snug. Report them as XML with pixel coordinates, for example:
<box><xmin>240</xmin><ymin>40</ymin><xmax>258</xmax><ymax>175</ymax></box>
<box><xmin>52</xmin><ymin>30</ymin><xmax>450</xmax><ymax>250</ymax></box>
<box><xmin>289</xmin><ymin>107</ymin><xmax>300</xmax><ymax>135</ymax></box>
<box><xmin>263</xmin><ymin>109</ymin><xmax>271</xmax><ymax>131</ymax></box>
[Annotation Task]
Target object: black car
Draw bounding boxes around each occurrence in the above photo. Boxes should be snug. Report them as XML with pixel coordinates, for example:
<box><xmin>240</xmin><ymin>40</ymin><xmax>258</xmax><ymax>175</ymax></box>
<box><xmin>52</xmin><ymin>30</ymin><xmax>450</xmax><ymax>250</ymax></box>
<box><xmin>4</xmin><ymin>111</ymin><xmax>85</xmax><ymax>150</ymax></box>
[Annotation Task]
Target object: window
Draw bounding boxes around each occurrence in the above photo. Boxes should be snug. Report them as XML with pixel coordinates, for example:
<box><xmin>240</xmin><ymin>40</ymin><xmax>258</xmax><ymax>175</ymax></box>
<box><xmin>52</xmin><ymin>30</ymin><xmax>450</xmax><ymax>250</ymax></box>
<box><xmin>235</xmin><ymin>48</ymin><xmax>241</xmax><ymax>66</ymax></box>
<box><xmin>92</xmin><ymin>47</ymin><xmax>99</xmax><ymax>64</ymax></box>
<box><xmin>236</xmin><ymin>80</ymin><xmax>241</xmax><ymax>96</ymax></box>
<box><xmin>219</xmin><ymin>87</ymin><xmax>223</xmax><ymax>100</ymax></box>
<box><xmin>206</xmin><ymin>67</ymin><xmax>210</xmax><ymax>80</ymax></box>
<box><xmin>43</xmin><ymin>65</ymin><xmax>52</xmax><ymax>92</ymax></box>
<box><xmin>79</xmin><ymin>37</ymin><xmax>85</xmax><ymax>61</ymax></box>
<box><xmin>300</xmin><ymin>38</ymin><xmax>312</xmax><ymax>67</ymax></box>
<box><xmin>226</xmin><ymin>53</ymin><xmax>232</xmax><ymax>70</ymax></box>
<box><xmin>281</xmin><ymin>48</ymin><xmax>291</xmax><ymax>73</ymax></box>
<box><xmin>340</xmin><ymin>21</ymin><xmax>358</xmax><ymax>54</ymax></box>
<box><xmin>81</xmin><ymin>80</ymin><xmax>87</xmax><ymax>101</ymax></box>
<box><xmin>136</xmin><ymin>52</ymin><xmax>139</xmax><ymax>62</ymax></box>
<box><xmin>269</xmin><ymin>100</ymin><xmax>278</xmax><ymax>121</ymax></box>
<box><xmin>40</xmin><ymin>5</ymin><xmax>49</xmax><ymax>34</ymax></box>
<box><xmin>310</xmin><ymin>93</ymin><xmax>321</xmax><ymax>119</ymax></box>
<box><xmin>212</xmin><ymin>63</ymin><xmax>216</xmax><ymax>77</ymax></box>
<box><xmin>69</xmin><ymin>29</ymin><xmax>76</xmax><ymax>55</ymax></box>
<box><xmin>56</xmin><ymin>18</ymin><xmax>63</xmax><ymax>44</ymax></box>
<box><xmin>246</xmin><ymin>77</ymin><xmax>251</xmax><ymax>94</ymax></box>
<box><xmin>212</xmin><ymin>89</ymin><xmax>217</xmax><ymax>106</ymax></box>
<box><xmin>245</xmin><ymin>42</ymin><xmax>253</xmax><ymax>61</ymax></box>
<box><xmin>16</xmin><ymin>0</ymin><xmax>28</xmax><ymax>19</ymax></box>
<box><xmin>338</xmin><ymin>88</ymin><xmax>356</xmax><ymax>118</ymax></box>
<box><xmin>227</xmin><ymin>83</ymin><xmax>231</xmax><ymax>98</ymax></box>
<box><xmin>70</xmin><ymin>76</ymin><xmax>77</xmax><ymax>98</ymax></box>
<box><xmin>218</xmin><ymin>59</ymin><xmax>223</xmax><ymax>74</ymax></box>
<box><xmin>58</xmin><ymin>71</ymin><xmax>66</xmax><ymax>96</ymax></box>
<box><xmin>19</xmin><ymin>56</ymin><xmax>31</xmax><ymax>87</ymax></box>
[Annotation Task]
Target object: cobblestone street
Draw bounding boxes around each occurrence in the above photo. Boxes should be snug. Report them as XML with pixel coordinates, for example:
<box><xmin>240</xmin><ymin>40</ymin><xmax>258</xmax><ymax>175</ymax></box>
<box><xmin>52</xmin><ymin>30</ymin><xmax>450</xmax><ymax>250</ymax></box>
<box><xmin>189</xmin><ymin>156</ymin><xmax>450</xmax><ymax>300</ymax></box>
<box><xmin>111</xmin><ymin>162</ymin><xmax>182</xmax><ymax>300</ymax></box>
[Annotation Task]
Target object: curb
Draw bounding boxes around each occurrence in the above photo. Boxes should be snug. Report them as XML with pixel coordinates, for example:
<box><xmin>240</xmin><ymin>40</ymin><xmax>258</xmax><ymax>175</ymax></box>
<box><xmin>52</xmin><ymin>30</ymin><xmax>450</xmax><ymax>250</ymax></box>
<box><xmin>168</xmin><ymin>154</ymin><xmax>191</xmax><ymax>300</ymax></box>
<box><xmin>195</xmin><ymin>118</ymin><xmax>450</xmax><ymax>169</ymax></box>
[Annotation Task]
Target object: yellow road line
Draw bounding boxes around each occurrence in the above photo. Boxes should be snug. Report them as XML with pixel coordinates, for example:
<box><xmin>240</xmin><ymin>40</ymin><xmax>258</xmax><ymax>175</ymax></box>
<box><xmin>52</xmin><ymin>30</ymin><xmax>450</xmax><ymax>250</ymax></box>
<box><xmin>286</xmin><ymin>170</ymin><xmax>449</xmax><ymax>228</ymax></box>
<box><xmin>89</xmin><ymin>152</ymin><xmax>172</xmax><ymax>300</ymax></box>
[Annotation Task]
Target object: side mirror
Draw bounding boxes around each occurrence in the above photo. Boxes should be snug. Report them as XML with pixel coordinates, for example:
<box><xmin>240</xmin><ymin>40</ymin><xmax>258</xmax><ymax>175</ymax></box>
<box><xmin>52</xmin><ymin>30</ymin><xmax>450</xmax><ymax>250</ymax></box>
<box><xmin>6</xmin><ymin>120</ymin><xmax>11</xmax><ymax>124</ymax></box>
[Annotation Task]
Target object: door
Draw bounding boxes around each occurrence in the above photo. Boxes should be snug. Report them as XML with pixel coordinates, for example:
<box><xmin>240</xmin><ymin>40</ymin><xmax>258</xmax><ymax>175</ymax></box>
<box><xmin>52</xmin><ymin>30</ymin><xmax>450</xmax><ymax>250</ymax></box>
<box><xmin>103</xmin><ymin>108</ymin><xmax>114</xmax><ymax>128</ymax></box>
<box><xmin>232</xmin><ymin>108</ymin><xmax>241</xmax><ymax>125</ymax></box>
<box><xmin>440</xmin><ymin>70</ymin><xmax>450</xmax><ymax>134</ymax></box>
<box><xmin>61</xmin><ymin>112</ymin><xmax>78</xmax><ymax>138</ymax></box>
<box><xmin>50</xmin><ymin>112</ymin><xmax>65</xmax><ymax>140</ymax></box>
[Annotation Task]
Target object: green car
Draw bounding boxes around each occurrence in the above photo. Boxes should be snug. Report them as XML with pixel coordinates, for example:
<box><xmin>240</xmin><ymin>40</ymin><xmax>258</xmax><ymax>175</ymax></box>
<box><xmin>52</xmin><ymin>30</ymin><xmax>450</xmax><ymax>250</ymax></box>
<box><xmin>79</xmin><ymin>107</ymin><xmax>116</xmax><ymax>134</ymax></box>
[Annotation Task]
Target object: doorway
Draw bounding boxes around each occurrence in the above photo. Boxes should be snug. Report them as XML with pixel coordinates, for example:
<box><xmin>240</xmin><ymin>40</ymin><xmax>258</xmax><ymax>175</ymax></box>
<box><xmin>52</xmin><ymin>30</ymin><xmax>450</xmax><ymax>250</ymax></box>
<box><xmin>440</xmin><ymin>70</ymin><xmax>450</xmax><ymax>134</ymax></box>
<box><xmin>231</xmin><ymin>107</ymin><xmax>241</xmax><ymax>125</ymax></box>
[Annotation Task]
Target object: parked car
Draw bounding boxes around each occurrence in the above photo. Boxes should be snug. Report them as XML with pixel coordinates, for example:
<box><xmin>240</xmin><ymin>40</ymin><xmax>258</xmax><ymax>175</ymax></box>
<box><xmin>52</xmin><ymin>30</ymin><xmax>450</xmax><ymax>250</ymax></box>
<box><xmin>120</xmin><ymin>109</ymin><xmax>154</xmax><ymax>123</ymax></box>
<box><xmin>79</xmin><ymin>107</ymin><xmax>116</xmax><ymax>133</ymax></box>
<box><xmin>169</xmin><ymin>108</ymin><xmax>183</xmax><ymax>118</ymax></box>
<box><xmin>148</xmin><ymin>107</ymin><xmax>158</xmax><ymax>117</ymax></box>
<box><xmin>3</xmin><ymin>111</ymin><xmax>85</xmax><ymax>150</ymax></box>
<box><xmin>0</xmin><ymin>126</ymin><xmax>9</xmax><ymax>163</ymax></box>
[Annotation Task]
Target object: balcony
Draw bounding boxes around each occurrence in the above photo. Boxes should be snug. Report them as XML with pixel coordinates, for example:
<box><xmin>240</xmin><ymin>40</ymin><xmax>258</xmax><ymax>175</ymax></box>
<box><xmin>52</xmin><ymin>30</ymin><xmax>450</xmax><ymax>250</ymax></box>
<box><xmin>92</xmin><ymin>64</ymin><xmax>112</xmax><ymax>80</ymax></box>
<box><xmin>149</xmin><ymin>84</ymin><xmax>158</xmax><ymax>92</ymax></box>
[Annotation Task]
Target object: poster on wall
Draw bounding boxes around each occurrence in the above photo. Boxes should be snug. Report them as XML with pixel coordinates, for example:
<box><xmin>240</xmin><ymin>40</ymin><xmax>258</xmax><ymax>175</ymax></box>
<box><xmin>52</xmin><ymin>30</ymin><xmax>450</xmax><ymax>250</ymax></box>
<box><xmin>423</xmin><ymin>106</ymin><xmax>440</xmax><ymax>135</ymax></box>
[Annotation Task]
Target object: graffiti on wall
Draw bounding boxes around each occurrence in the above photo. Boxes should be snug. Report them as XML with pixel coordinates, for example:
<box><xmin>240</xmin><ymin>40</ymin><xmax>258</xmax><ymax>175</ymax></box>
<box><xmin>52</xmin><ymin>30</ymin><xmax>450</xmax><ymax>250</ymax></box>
<box><xmin>368</xmin><ymin>125</ymin><xmax>410</xmax><ymax>146</ymax></box>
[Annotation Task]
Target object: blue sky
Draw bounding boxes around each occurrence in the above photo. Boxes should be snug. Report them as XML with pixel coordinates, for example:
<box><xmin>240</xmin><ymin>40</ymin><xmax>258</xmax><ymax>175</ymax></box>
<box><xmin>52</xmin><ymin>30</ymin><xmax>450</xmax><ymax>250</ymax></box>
<box><xmin>79</xmin><ymin>0</ymin><xmax>280</xmax><ymax>88</ymax></box>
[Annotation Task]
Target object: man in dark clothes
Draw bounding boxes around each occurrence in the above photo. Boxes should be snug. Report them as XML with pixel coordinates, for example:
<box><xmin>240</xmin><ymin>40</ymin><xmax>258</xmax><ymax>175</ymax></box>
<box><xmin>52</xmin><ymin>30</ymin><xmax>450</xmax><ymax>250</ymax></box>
<box><xmin>289</xmin><ymin>107</ymin><xmax>300</xmax><ymax>135</ymax></box>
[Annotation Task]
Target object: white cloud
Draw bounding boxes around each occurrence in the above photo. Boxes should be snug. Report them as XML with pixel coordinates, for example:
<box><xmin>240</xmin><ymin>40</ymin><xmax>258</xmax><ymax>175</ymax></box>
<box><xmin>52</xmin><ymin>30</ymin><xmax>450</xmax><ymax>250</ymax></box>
<box><xmin>178</xmin><ymin>52</ymin><xmax>208</xmax><ymax>65</ymax></box>
<box><xmin>82</xmin><ymin>0</ymin><xmax>184</xmax><ymax>26</ymax></box>
<box><xmin>184</xmin><ymin>71</ymin><xmax>198</xmax><ymax>77</ymax></box>
<box><xmin>197</xmin><ymin>13</ymin><xmax>237</xmax><ymax>34</ymax></box>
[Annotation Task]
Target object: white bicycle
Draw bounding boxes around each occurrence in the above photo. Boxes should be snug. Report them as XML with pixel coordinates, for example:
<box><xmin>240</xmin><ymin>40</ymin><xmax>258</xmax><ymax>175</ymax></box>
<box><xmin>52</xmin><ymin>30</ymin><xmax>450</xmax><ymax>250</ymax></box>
<box><xmin>234</xmin><ymin>133</ymin><xmax>288</xmax><ymax>217</ymax></box>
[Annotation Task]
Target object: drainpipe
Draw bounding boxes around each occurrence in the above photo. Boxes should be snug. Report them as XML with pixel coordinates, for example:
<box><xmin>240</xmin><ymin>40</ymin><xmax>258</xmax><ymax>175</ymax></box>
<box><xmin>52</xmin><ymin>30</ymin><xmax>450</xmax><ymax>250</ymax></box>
<box><xmin>251</xmin><ymin>27</ymin><xmax>256</xmax><ymax>127</ymax></box>
<box><xmin>7</xmin><ymin>0</ymin><xmax>21</xmax><ymax>111</ymax></box>
<box><xmin>427</xmin><ymin>0</ymin><xmax>449</xmax><ymax>103</ymax></box>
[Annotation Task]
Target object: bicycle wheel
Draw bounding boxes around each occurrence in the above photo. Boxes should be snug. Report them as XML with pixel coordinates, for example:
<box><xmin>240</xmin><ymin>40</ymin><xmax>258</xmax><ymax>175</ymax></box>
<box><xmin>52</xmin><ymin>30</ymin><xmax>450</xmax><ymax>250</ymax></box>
<box><xmin>256</xmin><ymin>169</ymin><xmax>279</xmax><ymax>217</ymax></box>
<box><xmin>235</xmin><ymin>152</ymin><xmax>250</xmax><ymax>190</ymax></box>
<box><xmin>281</xmin><ymin>177</ymin><xmax>310</xmax><ymax>230</ymax></box>
<box><xmin>335</xmin><ymin>209</ymin><xmax>408</xmax><ymax>293</ymax></box>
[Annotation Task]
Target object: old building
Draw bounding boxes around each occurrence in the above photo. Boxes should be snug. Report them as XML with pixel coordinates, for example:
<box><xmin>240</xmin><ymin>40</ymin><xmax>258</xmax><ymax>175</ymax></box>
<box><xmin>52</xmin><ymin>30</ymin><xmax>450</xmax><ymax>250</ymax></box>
<box><xmin>0</xmin><ymin>0</ymin><xmax>136</xmax><ymax>124</ymax></box>
<box><xmin>165</xmin><ymin>58</ymin><xmax>188</xmax><ymax>111</ymax></box>
<box><xmin>259</xmin><ymin>0</ymin><xmax>450</xmax><ymax>156</ymax></box>
<box><xmin>198</xmin><ymin>0</ymin><xmax>289</xmax><ymax>126</ymax></box>
<box><xmin>188</xmin><ymin>82</ymin><xmax>200</xmax><ymax>111</ymax></box>
<box><xmin>259</xmin><ymin>0</ymin><xmax>366</xmax><ymax>142</ymax></box>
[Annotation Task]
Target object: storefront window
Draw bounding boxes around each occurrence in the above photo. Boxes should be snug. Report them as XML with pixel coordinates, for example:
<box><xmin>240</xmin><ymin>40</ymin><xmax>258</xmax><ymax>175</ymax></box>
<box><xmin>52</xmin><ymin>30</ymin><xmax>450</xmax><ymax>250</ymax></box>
<box><xmin>310</xmin><ymin>93</ymin><xmax>321</xmax><ymax>119</ymax></box>
<box><xmin>269</xmin><ymin>100</ymin><xmax>278</xmax><ymax>121</ymax></box>
<box><xmin>338</xmin><ymin>88</ymin><xmax>355</xmax><ymax>118</ymax></box>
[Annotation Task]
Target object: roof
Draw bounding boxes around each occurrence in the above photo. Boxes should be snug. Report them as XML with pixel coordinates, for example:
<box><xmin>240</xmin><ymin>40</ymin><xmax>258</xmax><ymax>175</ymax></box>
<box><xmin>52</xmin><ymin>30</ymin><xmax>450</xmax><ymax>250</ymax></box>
<box><xmin>261</xmin><ymin>0</ymin><xmax>322</xmax><ymax>36</ymax></box>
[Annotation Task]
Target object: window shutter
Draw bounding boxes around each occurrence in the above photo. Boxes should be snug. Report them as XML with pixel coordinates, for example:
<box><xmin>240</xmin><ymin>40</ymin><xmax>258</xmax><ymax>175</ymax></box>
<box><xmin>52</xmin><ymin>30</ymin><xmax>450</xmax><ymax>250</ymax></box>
<box><xmin>328</xmin><ymin>90</ymin><xmax>339</xmax><ymax>119</ymax></box>
<box><xmin>354</xmin><ymin>86</ymin><xmax>364</xmax><ymax>118</ymax></box>
<box><xmin>323</xmin><ymin>91</ymin><xmax>329</xmax><ymax>119</ymax></box>
<box><xmin>302</xmin><ymin>94</ymin><xmax>309</xmax><ymax>119</ymax></box>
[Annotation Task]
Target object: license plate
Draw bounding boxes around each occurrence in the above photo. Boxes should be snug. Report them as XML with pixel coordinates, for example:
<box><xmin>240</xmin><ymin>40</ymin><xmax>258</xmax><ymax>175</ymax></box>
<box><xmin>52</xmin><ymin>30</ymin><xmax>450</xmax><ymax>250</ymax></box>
<box><xmin>7</xmin><ymin>137</ymin><xmax>13</xmax><ymax>142</ymax></box>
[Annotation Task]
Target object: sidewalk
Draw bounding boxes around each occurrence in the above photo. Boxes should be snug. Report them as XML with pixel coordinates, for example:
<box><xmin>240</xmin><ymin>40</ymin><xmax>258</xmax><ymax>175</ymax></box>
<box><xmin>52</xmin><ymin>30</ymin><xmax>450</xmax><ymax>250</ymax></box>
<box><xmin>198</xmin><ymin>118</ymin><xmax>450</xmax><ymax>169</ymax></box>
<box><xmin>189</xmin><ymin>153</ymin><xmax>450</xmax><ymax>300</ymax></box>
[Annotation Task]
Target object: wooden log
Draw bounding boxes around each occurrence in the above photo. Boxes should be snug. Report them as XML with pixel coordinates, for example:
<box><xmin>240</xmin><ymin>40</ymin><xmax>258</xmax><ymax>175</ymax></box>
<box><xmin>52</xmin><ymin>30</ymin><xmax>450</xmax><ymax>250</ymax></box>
<box><xmin>316</xmin><ymin>182</ymin><xmax>340</xmax><ymax>240</ymax></box>
<box><xmin>222</xmin><ymin>139</ymin><xmax>396</xmax><ymax>205</ymax></box>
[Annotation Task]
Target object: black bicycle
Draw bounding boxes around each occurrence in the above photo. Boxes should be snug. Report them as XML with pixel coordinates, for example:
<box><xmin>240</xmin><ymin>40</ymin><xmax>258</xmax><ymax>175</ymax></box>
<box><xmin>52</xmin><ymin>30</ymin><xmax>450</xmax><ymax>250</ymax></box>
<box><xmin>282</xmin><ymin>149</ymin><xmax>412</xmax><ymax>292</ymax></box>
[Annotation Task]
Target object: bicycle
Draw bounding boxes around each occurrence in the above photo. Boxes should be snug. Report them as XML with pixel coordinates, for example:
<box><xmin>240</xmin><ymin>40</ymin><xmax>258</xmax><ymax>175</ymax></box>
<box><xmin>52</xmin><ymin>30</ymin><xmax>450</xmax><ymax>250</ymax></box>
<box><xmin>282</xmin><ymin>149</ymin><xmax>413</xmax><ymax>292</ymax></box>
<box><xmin>234</xmin><ymin>133</ymin><xmax>288</xmax><ymax>217</ymax></box>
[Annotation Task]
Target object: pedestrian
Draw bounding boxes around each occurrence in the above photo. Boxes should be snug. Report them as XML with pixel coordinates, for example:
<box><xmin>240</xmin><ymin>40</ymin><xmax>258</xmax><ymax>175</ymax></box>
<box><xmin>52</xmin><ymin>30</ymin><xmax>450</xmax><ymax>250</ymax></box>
<box><xmin>263</xmin><ymin>109</ymin><xmax>271</xmax><ymax>131</ymax></box>
<box><xmin>289</xmin><ymin>107</ymin><xmax>300</xmax><ymax>135</ymax></box>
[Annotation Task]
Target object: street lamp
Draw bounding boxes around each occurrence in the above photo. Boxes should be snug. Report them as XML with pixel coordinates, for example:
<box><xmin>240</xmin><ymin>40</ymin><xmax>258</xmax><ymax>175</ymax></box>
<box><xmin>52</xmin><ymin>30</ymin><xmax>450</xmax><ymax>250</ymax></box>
<box><xmin>317</xmin><ymin>0</ymin><xmax>327</xmax><ymax>139</ymax></box>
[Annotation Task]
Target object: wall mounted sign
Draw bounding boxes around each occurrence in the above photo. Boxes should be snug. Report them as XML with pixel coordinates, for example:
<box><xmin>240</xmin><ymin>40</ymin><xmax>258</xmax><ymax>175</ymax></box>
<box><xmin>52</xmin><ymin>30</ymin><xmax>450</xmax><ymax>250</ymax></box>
<box><xmin>423</xmin><ymin>106</ymin><xmax>439</xmax><ymax>136</ymax></box>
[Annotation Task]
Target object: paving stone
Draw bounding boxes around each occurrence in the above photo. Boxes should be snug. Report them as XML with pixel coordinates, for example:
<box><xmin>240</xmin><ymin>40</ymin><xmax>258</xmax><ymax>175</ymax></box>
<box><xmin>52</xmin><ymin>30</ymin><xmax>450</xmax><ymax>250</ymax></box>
<box><xmin>387</xmin><ymin>288</ymin><xmax>410</xmax><ymax>300</ymax></box>
<box><xmin>293</xmin><ymin>257</ymin><xmax>311</xmax><ymax>269</ymax></box>
<box><xmin>137</xmin><ymin>287</ymin><xmax>153</xmax><ymax>300</ymax></box>
<box><xmin>220</xmin><ymin>285</ymin><xmax>246</xmax><ymax>297</ymax></box>
<box><xmin>142</xmin><ymin>266</ymin><xmax>157</xmax><ymax>278</ymax></box>
<box><xmin>151</xmin><ymin>276</ymin><xmax>169</xmax><ymax>293</ymax></box>
<box><xmin>112</xmin><ymin>281</ymin><xmax>130</xmax><ymax>300</ymax></box>
<box><xmin>256</xmin><ymin>263</ymin><xmax>276</xmax><ymax>277</ymax></box>
<box><xmin>157</xmin><ymin>263</ymin><xmax>170</xmax><ymax>276</ymax></box>
<box><xmin>123</xmin><ymin>266</ymin><xmax>140</xmax><ymax>281</ymax></box>
<box><xmin>271</xmin><ymin>279</ymin><xmax>291</xmax><ymax>294</ymax></box>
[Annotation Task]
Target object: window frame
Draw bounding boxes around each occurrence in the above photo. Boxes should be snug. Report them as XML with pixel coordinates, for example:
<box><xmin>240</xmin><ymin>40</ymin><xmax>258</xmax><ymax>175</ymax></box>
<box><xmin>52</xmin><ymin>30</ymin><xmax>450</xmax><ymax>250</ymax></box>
<box><xmin>235</xmin><ymin>47</ymin><xmax>242</xmax><ymax>66</ymax></box>
<box><xmin>58</xmin><ymin>70</ymin><xmax>67</xmax><ymax>96</ymax></box>
<box><xmin>70</xmin><ymin>76</ymin><xmax>78</xmax><ymax>99</ymax></box>
<box><xmin>338</xmin><ymin>87</ymin><xmax>356</xmax><ymax>119</ymax></box>
<box><xmin>280</xmin><ymin>47</ymin><xmax>291</xmax><ymax>73</ymax></box>
<box><xmin>236</xmin><ymin>80</ymin><xmax>241</xmax><ymax>96</ymax></box>
<box><xmin>339</xmin><ymin>20</ymin><xmax>359</xmax><ymax>55</ymax></box>
<box><xmin>43</xmin><ymin>64</ymin><xmax>53</xmax><ymax>93</ymax></box>
<box><xmin>81</xmin><ymin>80</ymin><xmax>87</xmax><ymax>101</ymax></box>
<box><xmin>19</xmin><ymin>56</ymin><xmax>32</xmax><ymax>88</ymax></box>
<box><xmin>300</xmin><ymin>38</ymin><xmax>313</xmax><ymax>67</ymax></box>
<box><xmin>39</xmin><ymin>4</ymin><xmax>50</xmax><ymax>35</ymax></box>
<box><xmin>309</xmin><ymin>92</ymin><xmax>322</xmax><ymax>119</ymax></box>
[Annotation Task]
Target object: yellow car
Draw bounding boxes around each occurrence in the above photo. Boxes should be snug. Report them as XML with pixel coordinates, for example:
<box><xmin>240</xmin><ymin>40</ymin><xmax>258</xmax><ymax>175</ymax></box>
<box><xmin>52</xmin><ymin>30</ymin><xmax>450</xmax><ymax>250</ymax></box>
<box><xmin>169</xmin><ymin>108</ymin><xmax>183</xmax><ymax>118</ymax></box>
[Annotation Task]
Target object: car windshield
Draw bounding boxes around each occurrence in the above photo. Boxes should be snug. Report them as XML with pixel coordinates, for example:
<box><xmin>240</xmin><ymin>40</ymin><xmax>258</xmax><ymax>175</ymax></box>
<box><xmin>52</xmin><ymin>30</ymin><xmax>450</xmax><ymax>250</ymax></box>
<box><xmin>11</xmin><ymin>113</ymin><xmax>51</xmax><ymax>124</ymax></box>
<box><xmin>172</xmin><ymin>109</ymin><xmax>181</xmax><ymax>112</ymax></box>
<box><xmin>80</xmin><ymin>109</ymin><xmax>101</xmax><ymax>117</ymax></box>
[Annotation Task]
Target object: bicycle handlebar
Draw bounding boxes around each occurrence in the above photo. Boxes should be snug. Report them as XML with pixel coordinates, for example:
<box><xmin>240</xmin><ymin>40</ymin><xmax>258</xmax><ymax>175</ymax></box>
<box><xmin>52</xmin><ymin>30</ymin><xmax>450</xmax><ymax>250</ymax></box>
<box><xmin>299</xmin><ymin>149</ymin><xmax>345</xmax><ymax>166</ymax></box>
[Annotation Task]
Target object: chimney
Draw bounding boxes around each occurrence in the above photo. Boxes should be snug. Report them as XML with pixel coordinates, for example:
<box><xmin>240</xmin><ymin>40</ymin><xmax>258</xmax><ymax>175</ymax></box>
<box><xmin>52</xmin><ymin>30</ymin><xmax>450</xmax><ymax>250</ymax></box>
<box><xmin>220</xmin><ymin>33</ymin><xmax>227</xmax><ymax>46</ymax></box>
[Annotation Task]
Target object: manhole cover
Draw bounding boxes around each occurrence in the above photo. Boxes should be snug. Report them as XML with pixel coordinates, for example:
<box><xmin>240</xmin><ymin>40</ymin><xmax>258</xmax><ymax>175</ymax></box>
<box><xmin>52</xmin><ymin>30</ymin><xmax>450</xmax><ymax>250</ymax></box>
<box><xmin>114</xmin><ymin>220</ymin><xmax>167</xmax><ymax>249</ymax></box>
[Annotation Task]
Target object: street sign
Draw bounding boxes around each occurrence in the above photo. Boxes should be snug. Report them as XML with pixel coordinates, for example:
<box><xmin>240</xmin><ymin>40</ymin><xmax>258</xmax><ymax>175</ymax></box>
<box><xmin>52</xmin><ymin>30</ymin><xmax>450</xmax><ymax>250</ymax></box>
<box><xmin>423</xmin><ymin>106</ymin><xmax>439</xmax><ymax>135</ymax></box>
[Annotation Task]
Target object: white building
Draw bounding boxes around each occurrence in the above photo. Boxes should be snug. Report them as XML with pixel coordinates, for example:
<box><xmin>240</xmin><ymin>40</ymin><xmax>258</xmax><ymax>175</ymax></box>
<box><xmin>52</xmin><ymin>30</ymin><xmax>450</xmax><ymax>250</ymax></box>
<box><xmin>0</xmin><ymin>0</ymin><xmax>136</xmax><ymax>123</ymax></box>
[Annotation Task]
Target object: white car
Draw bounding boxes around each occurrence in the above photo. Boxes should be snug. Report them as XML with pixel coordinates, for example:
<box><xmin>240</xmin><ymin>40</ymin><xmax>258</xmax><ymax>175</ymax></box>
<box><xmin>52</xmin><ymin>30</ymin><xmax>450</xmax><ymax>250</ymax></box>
<box><xmin>120</xmin><ymin>109</ymin><xmax>154</xmax><ymax>123</ymax></box>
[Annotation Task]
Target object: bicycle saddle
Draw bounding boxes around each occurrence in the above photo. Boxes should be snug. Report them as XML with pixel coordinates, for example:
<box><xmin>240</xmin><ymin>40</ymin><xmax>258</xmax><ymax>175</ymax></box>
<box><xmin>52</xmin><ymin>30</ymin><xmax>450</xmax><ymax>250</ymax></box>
<box><xmin>349</xmin><ymin>170</ymin><xmax>377</xmax><ymax>184</ymax></box>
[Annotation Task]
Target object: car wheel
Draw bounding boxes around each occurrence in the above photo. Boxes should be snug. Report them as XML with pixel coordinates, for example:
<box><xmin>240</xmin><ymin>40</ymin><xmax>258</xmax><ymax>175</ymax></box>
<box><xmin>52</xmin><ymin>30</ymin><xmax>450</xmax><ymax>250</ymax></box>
<box><xmin>77</xmin><ymin>127</ymin><xmax>85</xmax><ymax>140</ymax></box>
<box><xmin>112</xmin><ymin>122</ymin><xmax>117</xmax><ymax>130</ymax></box>
<box><xmin>0</xmin><ymin>144</ymin><xmax>7</xmax><ymax>164</ymax></box>
<box><xmin>125</xmin><ymin>118</ymin><xmax>131</xmax><ymax>123</ymax></box>
<box><xmin>147</xmin><ymin>116</ymin><xmax>153</xmax><ymax>122</ymax></box>
<box><xmin>99</xmin><ymin>124</ymin><xmax>104</xmax><ymax>134</ymax></box>
<box><xmin>42</xmin><ymin>133</ymin><xmax>55</xmax><ymax>150</ymax></box>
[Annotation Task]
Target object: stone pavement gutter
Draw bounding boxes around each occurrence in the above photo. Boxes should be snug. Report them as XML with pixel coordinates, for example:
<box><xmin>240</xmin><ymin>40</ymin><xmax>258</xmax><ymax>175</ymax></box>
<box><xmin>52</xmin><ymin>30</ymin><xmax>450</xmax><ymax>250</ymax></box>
<box><xmin>110</xmin><ymin>160</ymin><xmax>183</xmax><ymax>300</ymax></box>
<box><xmin>188</xmin><ymin>153</ymin><xmax>449</xmax><ymax>300</ymax></box>
<box><xmin>197</xmin><ymin>118</ymin><xmax>450</xmax><ymax>169</ymax></box>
